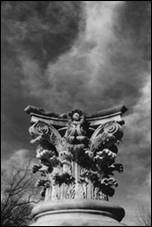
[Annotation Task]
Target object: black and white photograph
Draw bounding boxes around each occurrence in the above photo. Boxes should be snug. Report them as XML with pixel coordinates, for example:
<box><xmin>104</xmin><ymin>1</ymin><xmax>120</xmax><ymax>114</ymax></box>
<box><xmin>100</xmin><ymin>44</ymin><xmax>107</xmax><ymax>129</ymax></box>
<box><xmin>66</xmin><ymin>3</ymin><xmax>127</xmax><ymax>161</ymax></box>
<box><xmin>1</xmin><ymin>1</ymin><xmax>151</xmax><ymax>226</ymax></box>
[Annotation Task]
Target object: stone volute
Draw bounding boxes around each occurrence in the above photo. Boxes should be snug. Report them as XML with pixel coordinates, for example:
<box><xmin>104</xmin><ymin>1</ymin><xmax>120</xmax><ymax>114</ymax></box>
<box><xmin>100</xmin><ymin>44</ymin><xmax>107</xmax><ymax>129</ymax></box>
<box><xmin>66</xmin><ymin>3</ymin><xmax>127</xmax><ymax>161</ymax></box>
<box><xmin>25</xmin><ymin>105</ymin><xmax>128</xmax><ymax>226</ymax></box>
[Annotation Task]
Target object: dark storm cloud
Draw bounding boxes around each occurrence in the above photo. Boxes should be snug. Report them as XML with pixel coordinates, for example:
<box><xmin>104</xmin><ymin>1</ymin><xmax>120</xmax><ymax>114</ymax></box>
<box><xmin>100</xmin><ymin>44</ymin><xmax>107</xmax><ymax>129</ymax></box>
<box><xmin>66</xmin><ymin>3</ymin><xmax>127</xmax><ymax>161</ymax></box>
<box><xmin>1</xmin><ymin>1</ymin><xmax>84</xmax><ymax>158</ymax></box>
<box><xmin>19</xmin><ymin>1</ymin><xmax>151</xmax><ymax>114</ymax></box>
<box><xmin>118</xmin><ymin>1</ymin><xmax>151</xmax><ymax>61</ymax></box>
<box><xmin>2</xmin><ymin>1</ymin><xmax>151</xmax><ymax>114</ymax></box>
<box><xmin>1</xmin><ymin>1</ymin><xmax>84</xmax><ymax>66</ymax></box>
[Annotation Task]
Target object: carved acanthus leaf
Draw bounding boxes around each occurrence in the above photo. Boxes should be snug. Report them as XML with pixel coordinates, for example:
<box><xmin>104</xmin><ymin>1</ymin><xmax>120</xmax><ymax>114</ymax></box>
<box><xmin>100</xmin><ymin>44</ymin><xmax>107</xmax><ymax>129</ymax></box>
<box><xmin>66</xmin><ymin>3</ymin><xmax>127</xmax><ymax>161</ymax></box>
<box><xmin>27</xmin><ymin>107</ymin><xmax>126</xmax><ymax>201</ymax></box>
<box><xmin>94</xmin><ymin>149</ymin><xmax>117</xmax><ymax>171</ymax></box>
<box><xmin>102</xmin><ymin>163</ymin><xmax>124</xmax><ymax>176</ymax></box>
<box><xmin>52</xmin><ymin>172</ymin><xmax>75</xmax><ymax>186</ymax></box>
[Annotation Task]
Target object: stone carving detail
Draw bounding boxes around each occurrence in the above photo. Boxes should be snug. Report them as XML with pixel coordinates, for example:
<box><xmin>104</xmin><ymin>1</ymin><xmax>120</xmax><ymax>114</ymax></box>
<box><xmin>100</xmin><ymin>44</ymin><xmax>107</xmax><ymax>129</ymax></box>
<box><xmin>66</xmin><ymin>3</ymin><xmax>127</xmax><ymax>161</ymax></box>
<box><xmin>27</xmin><ymin>108</ymin><xmax>126</xmax><ymax>201</ymax></box>
<box><xmin>64</xmin><ymin>110</ymin><xmax>89</xmax><ymax>148</ymax></box>
<box><xmin>29</xmin><ymin>121</ymin><xmax>61</xmax><ymax>149</ymax></box>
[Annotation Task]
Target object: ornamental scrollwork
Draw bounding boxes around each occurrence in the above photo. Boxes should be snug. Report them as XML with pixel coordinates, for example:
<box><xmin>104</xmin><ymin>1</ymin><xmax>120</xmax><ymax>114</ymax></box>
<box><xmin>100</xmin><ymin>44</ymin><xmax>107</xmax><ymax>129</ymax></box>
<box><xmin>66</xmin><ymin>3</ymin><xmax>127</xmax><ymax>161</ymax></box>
<box><xmin>27</xmin><ymin>109</ymin><xmax>125</xmax><ymax>201</ymax></box>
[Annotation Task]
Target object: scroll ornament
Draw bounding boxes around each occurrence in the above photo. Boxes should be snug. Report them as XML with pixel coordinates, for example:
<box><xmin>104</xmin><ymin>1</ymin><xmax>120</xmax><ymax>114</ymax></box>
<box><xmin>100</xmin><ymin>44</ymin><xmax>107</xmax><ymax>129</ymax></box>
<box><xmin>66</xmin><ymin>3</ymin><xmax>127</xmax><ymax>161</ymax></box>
<box><xmin>29</xmin><ymin>110</ymin><xmax>125</xmax><ymax>201</ymax></box>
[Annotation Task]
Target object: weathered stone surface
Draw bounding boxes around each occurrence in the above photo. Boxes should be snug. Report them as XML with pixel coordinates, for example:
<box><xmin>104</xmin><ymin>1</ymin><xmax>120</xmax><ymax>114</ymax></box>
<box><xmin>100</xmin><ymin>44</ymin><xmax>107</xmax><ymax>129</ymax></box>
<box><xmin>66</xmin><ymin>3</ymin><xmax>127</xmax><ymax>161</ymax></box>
<box><xmin>31</xmin><ymin>200</ymin><xmax>126</xmax><ymax>226</ymax></box>
<box><xmin>25</xmin><ymin>105</ymin><xmax>128</xmax><ymax>226</ymax></box>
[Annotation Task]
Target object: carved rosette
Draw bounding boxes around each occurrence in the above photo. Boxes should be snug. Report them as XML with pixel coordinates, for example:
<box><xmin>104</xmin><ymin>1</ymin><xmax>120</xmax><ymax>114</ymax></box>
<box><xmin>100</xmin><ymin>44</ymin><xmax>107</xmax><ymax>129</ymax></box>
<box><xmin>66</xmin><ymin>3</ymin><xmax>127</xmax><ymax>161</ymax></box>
<box><xmin>27</xmin><ymin>108</ymin><xmax>126</xmax><ymax>202</ymax></box>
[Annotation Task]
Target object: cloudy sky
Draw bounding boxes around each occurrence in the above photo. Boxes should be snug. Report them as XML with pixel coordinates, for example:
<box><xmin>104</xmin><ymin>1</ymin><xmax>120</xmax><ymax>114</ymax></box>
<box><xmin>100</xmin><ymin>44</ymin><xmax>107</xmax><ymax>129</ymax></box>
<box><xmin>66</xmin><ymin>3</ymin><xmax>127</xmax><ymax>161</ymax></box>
<box><xmin>1</xmin><ymin>1</ymin><xmax>151</xmax><ymax>225</ymax></box>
